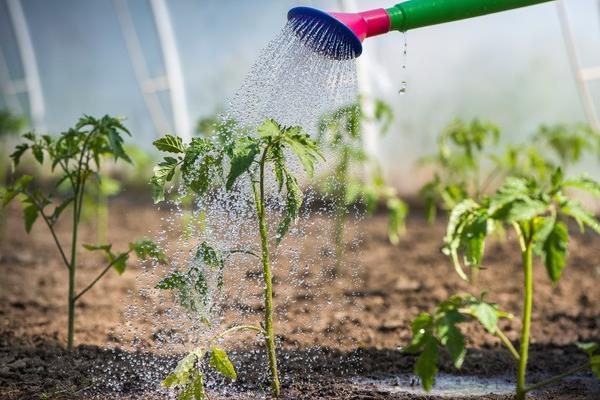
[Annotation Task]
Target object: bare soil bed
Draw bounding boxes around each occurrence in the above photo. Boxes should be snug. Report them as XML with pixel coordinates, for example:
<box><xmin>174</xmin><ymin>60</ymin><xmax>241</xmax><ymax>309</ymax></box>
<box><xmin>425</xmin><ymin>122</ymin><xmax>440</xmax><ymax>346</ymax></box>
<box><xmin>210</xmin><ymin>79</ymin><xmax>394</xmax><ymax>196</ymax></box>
<box><xmin>1</xmin><ymin>195</ymin><xmax>599</xmax><ymax>399</ymax></box>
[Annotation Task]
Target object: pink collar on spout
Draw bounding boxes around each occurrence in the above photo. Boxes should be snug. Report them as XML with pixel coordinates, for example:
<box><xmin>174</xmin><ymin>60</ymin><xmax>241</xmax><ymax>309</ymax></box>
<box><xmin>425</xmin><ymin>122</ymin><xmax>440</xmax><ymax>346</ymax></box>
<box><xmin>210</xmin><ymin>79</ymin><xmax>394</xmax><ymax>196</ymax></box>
<box><xmin>329</xmin><ymin>8</ymin><xmax>391</xmax><ymax>42</ymax></box>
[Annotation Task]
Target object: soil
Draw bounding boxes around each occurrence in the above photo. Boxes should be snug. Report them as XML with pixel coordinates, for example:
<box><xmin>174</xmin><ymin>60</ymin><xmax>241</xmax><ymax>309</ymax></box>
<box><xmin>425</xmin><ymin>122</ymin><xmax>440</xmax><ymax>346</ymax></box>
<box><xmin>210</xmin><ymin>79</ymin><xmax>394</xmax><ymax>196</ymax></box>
<box><xmin>1</xmin><ymin>195</ymin><xmax>599</xmax><ymax>399</ymax></box>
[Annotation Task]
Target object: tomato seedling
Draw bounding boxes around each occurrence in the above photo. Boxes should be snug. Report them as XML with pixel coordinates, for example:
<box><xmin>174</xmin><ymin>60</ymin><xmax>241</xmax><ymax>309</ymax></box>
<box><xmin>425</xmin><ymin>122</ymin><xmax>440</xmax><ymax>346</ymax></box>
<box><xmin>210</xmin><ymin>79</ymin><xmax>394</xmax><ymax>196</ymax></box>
<box><xmin>317</xmin><ymin>100</ymin><xmax>407</xmax><ymax>272</ymax></box>
<box><xmin>406</xmin><ymin>168</ymin><xmax>600</xmax><ymax>398</ymax></box>
<box><xmin>151</xmin><ymin>118</ymin><xmax>323</xmax><ymax>398</ymax></box>
<box><xmin>420</xmin><ymin>119</ymin><xmax>598</xmax><ymax>224</ymax></box>
<box><xmin>1</xmin><ymin>115</ymin><xmax>166</xmax><ymax>350</ymax></box>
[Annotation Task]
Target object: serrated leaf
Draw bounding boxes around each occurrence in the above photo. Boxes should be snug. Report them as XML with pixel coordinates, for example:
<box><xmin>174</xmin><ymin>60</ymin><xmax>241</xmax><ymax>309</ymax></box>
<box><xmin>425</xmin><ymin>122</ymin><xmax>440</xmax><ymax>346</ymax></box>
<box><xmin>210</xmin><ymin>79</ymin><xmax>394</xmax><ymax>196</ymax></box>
<box><xmin>415</xmin><ymin>334</ymin><xmax>438</xmax><ymax>392</ymax></box>
<box><xmin>10</xmin><ymin>142</ymin><xmax>29</xmax><ymax>167</ymax></box>
<box><xmin>541</xmin><ymin>221</ymin><xmax>568</xmax><ymax>284</ymax></box>
<box><xmin>563</xmin><ymin>175</ymin><xmax>600</xmax><ymax>198</ymax></box>
<box><xmin>257</xmin><ymin>119</ymin><xmax>281</xmax><ymax>138</ymax></box>
<box><xmin>151</xmin><ymin>176</ymin><xmax>165</xmax><ymax>204</ymax></box>
<box><xmin>156</xmin><ymin>271</ymin><xmax>187</xmax><ymax>290</ymax></box>
<box><xmin>195</xmin><ymin>242</ymin><xmax>223</xmax><ymax>270</ymax></box>
<box><xmin>107</xmin><ymin>127</ymin><xmax>132</xmax><ymax>163</ymax></box>
<box><xmin>153</xmin><ymin>134</ymin><xmax>185</xmax><ymax>153</ymax></box>
<box><xmin>22</xmin><ymin>197</ymin><xmax>39</xmax><ymax>233</ymax></box>
<box><xmin>209</xmin><ymin>347</ymin><xmax>237</xmax><ymax>380</ymax></box>
<box><xmin>130</xmin><ymin>238</ymin><xmax>167</xmax><ymax>264</ymax></box>
<box><xmin>226</xmin><ymin>138</ymin><xmax>259</xmax><ymax>190</ymax></box>
<box><xmin>561</xmin><ymin>199</ymin><xmax>600</xmax><ymax>235</ymax></box>
<box><xmin>276</xmin><ymin>171</ymin><xmax>302</xmax><ymax>244</ymax></box>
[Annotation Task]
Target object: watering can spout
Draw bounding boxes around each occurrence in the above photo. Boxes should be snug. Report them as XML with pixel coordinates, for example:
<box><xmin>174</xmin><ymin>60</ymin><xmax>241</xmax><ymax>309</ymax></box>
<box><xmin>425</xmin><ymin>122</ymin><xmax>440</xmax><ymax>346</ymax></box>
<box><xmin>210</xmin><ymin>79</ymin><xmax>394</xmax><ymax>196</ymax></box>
<box><xmin>288</xmin><ymin>0</ymin><xmax>553</xmax><ymax>60</ymax></box>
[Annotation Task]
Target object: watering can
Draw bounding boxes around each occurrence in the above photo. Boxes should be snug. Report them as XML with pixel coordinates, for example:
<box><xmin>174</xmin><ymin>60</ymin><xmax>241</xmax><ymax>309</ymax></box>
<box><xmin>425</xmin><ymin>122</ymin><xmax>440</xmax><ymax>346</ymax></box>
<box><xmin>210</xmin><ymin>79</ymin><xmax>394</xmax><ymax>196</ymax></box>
<box><xmin>288</xmin><ymin>0</ymin><xmax>553</xmax><ymax>59</ymax></box>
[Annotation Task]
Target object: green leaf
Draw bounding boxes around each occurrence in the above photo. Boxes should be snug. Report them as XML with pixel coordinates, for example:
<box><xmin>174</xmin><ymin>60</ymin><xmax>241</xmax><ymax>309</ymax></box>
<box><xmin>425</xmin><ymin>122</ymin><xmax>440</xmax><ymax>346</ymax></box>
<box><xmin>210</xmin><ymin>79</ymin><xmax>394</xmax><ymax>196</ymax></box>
<box><xmin>151</xmin><ymin>157</ymin><xmax>180</xmax><ymax>203</ymax></box>
<box><xmin>276</xmin><ymin>171</ymin><xmax>302</xmax><ymax>244</ymax></box>
<box><xmin>415</xmin><ymin>334</ymin><xmax>438</xmax><ymax>392</ymax></box>
<box><xmin>32</xmin><ymin>145</ymin><xmax>44</xmax><ymax>164</ymax></box>
<box><xmin>576</xmin><ymin>342</ymin><xmax>599</xmax><ymax>356</ymax></box>
<box><xmin>111</xmin><ymin>252</ymin><xmax>129</xmax><ymax>274</ymax></box>
<box><xmin>225</xmin><ymin>138</ymin><xmax>259</xmax><ymax>190</ymax></box>
<box><xmin>162</xmin><ymin>350</ymin><xmax>202</xmax><ymax>389</ymax></box>
<box><xmin>10</xmin><ymin>142</ymin><xmax>29</xmax><ymax>167</ymax></box>
<box><xmin>284</xmin><ymin>132</ymin><xmax>322</xmax><ymax>177</ymax></box>
<box><xmin>151</xmin><ymin>176</ymin><xmax>166</xmax><ymax>204</ymax></box>
<box><xmin>470</xmin><ymin>301</ymin><xmax>498</xmax><ymax>333</ymax></box>
<box><xmin>153</xmin><ymin>134</ymin><xmax>186</xmax><ymax>153</ymax></box>
<box><xmin>446</xmin><ymin>325</ymin><xmax>466</xmax><ymax>369</ymax></box>
<box><xmin>561</xmin><ymin>199</ymin><xmax>600</xmax><ymax>235</ymax></box>
<box><xmin>130</xmin><ymin>238</ymin><xmax>168</xmax><ymax>264</ymax></box>
<box><xmin>563</xmin><ymin>175</ymin><xmax>600</xmax><ymax>198</ymax></box>
<box><xmin>387</xmin><ymin>198</ymin><xmax>408</xmax><ymax>245</ymax></box>
<box><xmin>22</xmin><ymin>197</ymin><xmax>39</xmax><ymax>233</ymax></box>
<box><xmin>489</xmin><ymin>177</ymin><xmax>530</xmax><ymax>215</ymax></box>
<box><xmin>107</xmin><ymin>127</ymin><xmax>132</xmax><ymax>163</ymax></box>
<box><xmin>209</xmin><ymin>347</ymin><xmax>237</xmax><ymax>380</ymax></box>
<box><xmin>257</xmin><ymin>119</ymin><xmax>281</xmax><ymax>138</ymax></box>
<box><xmin>195</xmin><ymin>242</ymin><xmax>223</xmax><ymax>270</ymax></box>
<box><xmin>156</xmin><ymin>271</ymin><xmax>187</xmax><ymax>290</ymax></box>
<box><xmin>461</xmin><ymin>213</ymin><xmax>488</xmax><ymax>268</ymax></box>
<box><xmin>403</xmin><ymin>313</ymin><xmax>433</xmax><ymax>353</ymax></box>
<box><xmin>541</xmin><ymin>221</ymin><xmax>568</xmax><ymax>284</ymax></box>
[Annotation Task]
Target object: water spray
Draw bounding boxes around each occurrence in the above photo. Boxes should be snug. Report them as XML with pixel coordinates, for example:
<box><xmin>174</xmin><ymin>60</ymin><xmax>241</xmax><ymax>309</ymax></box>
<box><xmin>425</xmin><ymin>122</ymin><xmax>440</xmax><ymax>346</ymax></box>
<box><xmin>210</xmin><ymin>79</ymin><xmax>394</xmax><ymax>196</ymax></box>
<box><xmin>288</xmin><ymin>0</ymin><xmax>552</xmax><ymax>60</ymax></box>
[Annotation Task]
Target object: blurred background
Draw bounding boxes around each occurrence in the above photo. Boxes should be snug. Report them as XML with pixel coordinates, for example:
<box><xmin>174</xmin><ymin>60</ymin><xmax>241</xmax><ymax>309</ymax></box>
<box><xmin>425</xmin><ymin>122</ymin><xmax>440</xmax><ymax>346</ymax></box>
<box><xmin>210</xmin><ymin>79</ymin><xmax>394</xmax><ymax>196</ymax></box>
<box><xmin>0</xmin><ymin>0</ymin><xmax>598</xmax><ymax>193</ymax></box>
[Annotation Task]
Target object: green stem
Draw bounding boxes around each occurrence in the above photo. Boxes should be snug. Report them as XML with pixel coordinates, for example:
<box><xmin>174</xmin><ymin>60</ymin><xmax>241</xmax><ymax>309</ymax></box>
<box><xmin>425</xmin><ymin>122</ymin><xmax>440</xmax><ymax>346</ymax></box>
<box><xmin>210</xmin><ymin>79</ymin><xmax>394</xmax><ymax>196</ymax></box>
<box><xmin>67</xmin><ymin>186</ymin><xmax>79</xmax><ymax>351</ymax></box>
<box><xmin>253</xmin><ymin>149</ymin><xmax>280</xmax><ymax>396</ymax></box>
<box><xmin>524</xmin><ymin>362</ymin><xmax>590</xmax><ymax>393</ymax></box>
<box><xmin>517</xmin><ymin>223</ymin><xmax>534</xmax><ymax>400</ymax></box>
<box><xmin>333</xmin><ymin>148</ymin><xmax>349</xmax><ymax>274</ymax></box>
<box><xmin>495</xmin><ymin>328</ymin><xmax>520</xmax><ymax>362</ymax></box>
<box><xmin>73</xmin><ymin>251</ymin><xmax>130</xmax><ymax>301</ymax></box>
<box><xmin>211</xmin><ymin>324</ymin><xmax>265</xmax><ymax>343</ymax></box>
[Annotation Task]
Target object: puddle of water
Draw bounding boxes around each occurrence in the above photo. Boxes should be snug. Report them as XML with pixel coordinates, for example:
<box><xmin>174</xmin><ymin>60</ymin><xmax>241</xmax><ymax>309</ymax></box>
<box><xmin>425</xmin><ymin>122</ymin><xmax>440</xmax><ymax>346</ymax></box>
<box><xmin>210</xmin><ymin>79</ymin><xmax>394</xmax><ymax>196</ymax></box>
<box><xmin>350</xmin><ymin>374</ymin><xmax>515</xmax><ymax>397</ymax></box>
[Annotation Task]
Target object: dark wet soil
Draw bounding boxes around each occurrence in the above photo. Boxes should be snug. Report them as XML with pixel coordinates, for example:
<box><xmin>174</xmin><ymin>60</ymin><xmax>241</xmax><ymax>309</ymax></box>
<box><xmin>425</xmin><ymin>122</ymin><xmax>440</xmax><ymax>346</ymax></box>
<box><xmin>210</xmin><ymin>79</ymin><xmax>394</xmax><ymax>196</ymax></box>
<box><xmin>1</xmin><ymin>196</ymin><xmax>599</xmax><ymax>399</ymax></box>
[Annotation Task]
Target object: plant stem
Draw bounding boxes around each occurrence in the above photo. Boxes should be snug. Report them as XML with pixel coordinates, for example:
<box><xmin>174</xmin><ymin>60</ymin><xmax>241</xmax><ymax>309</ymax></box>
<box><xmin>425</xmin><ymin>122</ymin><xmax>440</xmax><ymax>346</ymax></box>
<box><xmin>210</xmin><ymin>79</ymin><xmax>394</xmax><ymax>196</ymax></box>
<box><xmin>67</xmin><ymin>191</ymin><xmax>79</xmax><ymax>351</ymax></box>
<box><xmin>524</xmin><ymin>362</ymin><xmax>590</xmax><ymax>393</ymax></box>
<box><xmin>517</xmin><ymin>226</ymin><xmax>534</xmax><ymax>400</ymax></box>
<box><xmin>495</xmin><ymin>328</ymin><xmax>520</xmax><ymax>362</ymax></box>
<box><xmin>74</xmin><ymin>252</ymin><xmax>129</xmax><ymax>301</ymax></box>
<box><xmin>333</xmin><ymin>147</ymin><xmax>349</xmax><ymax>275</ymax></box>
<box><xmin>253</xmin><ymin>149</ymin><xmax>280</xmax><ymax>396</ymax></box>
<box><xmin>211</xmin><ymin>324</ymin><xmax>265</xmax><ymax>343</ymax></box>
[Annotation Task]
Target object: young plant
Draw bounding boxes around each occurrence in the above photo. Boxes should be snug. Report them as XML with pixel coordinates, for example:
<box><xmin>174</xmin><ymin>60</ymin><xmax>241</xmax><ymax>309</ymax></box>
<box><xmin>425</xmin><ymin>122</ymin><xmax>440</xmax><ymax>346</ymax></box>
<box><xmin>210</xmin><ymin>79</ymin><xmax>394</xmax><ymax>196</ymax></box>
<box><xmin>1</xmin><ymin>115</ymin><xmax>166</xmax><ymax>349</ymax></box>
<box><xmin>421</xmin><ymin>120</ymin><xmax>598</xmax><ymax>224</ymax></box>
<box><xmin>317</xmin><ymin>100</ymin><xmax>407</xmax><ymax>272</ymax></box>
<box><xmin>151</xmin><ymin>118</ymin><xmax>323</xmax><ymax>398</ymax></box>
<box><xmin>406</xmin><ymin>168</ymin><xmax>600</xmax><ymax>398</ymax></box>
<box><xmin>419</xmin><ymin>118</ymin><xmax>499</xmax><ymax>223</ymax></box>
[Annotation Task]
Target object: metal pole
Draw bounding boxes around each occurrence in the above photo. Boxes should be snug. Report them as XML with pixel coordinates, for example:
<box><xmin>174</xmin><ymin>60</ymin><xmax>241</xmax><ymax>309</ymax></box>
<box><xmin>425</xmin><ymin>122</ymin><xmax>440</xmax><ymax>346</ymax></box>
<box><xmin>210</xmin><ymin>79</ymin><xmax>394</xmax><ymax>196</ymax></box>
<box><xmin>113</xmin><ymin>0</ymin><xmax>171</xmax><ymax>135</ymax></box>
<box><xmin>556</xmin><ymin>0</ymin><xmax>600</xmax><ymax>132</ymax></box>
<box><xmin>6</xmin><ymin>0</ymin><xmax>45</xmax><ymax>131</ymax></box>
<box><xmin>149</xmin><ymin>0</ymin><xmax>191</xmax><ymax>142</ymax></box>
